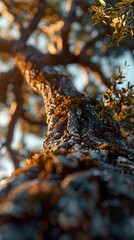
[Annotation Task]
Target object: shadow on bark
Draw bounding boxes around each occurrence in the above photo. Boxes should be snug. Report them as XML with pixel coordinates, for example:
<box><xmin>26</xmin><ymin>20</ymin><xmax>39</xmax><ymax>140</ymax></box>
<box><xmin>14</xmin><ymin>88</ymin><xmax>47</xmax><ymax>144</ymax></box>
<box><xmin>0</xmin><ymin>45</ymin><xmax>134</xmax><ymax>240</ymax></box>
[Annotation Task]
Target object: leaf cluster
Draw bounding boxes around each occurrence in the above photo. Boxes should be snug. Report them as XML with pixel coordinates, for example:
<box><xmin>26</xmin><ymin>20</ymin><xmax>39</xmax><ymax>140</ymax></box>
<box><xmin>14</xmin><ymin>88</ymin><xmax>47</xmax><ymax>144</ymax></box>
<box><xmin>98</xmin><ymin>64</ymin><xmax>134</xmax><ymax>135</ymax></box>
<box><xmin>90</xmin><ymin>0</ymin><xmax>134</xmax><ymax>46</ymax></box>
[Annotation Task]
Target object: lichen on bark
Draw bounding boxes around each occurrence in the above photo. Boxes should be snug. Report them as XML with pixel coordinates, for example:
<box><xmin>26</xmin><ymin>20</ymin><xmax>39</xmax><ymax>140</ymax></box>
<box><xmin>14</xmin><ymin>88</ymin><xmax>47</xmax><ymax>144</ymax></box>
<box><xmin>16</xmin><ymin>46</ymin><xmax>134</xmax><ymax>157</ymax></box>
<box><xmin>0</xmin><ymin>45</ymin><xmax>134</xmax><ymax>240</ymax></box>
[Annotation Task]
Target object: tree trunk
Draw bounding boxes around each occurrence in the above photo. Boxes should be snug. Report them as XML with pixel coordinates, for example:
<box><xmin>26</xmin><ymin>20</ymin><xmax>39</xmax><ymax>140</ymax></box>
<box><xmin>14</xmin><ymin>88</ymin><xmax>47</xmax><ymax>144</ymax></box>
<box><xmin>0</xmin><ymin>45</ymin><xmax>134</xmax><ymax>240</ymax></box>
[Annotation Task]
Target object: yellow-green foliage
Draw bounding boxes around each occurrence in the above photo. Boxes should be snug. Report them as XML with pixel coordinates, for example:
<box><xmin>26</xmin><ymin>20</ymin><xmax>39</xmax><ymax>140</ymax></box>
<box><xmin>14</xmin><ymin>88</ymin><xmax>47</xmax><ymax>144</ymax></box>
<box><xmin>97</xmin><ymin>64</ymin><xmax>134</xmax><ymax>136</ymax></box>
<box><xmin>90</xmin><ymin>0</ymin><xmax>134</xmax><ymax>46</ymax></box>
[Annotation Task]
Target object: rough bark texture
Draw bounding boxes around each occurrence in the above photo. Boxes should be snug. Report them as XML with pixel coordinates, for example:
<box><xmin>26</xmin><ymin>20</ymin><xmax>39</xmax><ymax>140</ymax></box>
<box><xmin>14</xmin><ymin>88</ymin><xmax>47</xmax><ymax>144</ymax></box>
<box><xmin>0</xmin><ymin>46</ymin><xmax>134</xmax><ymax>240</ymax></box>
<box><xmin>16</xmin><ymin>46</ymin><xmax>134</xmax><ymax>157</ymax></box>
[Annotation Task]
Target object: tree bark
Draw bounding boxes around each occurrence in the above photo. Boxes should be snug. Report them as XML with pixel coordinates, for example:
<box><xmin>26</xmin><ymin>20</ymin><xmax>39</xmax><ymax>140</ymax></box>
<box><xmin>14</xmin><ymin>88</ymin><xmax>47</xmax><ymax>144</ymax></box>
<box><xmin>0</xmin><ymin>45</ymin><xmax>134</xmax><ymax>240</ymax></box>
<box><xmin>16</xmin><ymin>46</ymin><xmax>133</xmax><ymax>155</ymax></box>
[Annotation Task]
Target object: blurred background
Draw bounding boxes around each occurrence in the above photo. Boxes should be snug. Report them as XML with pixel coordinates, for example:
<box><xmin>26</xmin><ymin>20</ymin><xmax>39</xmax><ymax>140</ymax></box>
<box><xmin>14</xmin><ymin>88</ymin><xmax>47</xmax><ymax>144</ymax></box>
<box><xmin>0</xmin><ymin>0</ymin><xmax>134</xmax><ymax>178</ymax></box>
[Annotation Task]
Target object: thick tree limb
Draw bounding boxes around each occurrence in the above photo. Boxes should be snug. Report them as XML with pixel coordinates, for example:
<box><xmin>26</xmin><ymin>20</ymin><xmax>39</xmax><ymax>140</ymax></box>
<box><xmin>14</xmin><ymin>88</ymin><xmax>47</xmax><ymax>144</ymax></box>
<box><xmin>15</xmin><ymin>45</ymin><xmax>134</xmax><ymax>159</ymax></box>
<box><xmin>0</xmin><ymin>44</ymin><xmax>134</xmax><ymax>240</ymax></box>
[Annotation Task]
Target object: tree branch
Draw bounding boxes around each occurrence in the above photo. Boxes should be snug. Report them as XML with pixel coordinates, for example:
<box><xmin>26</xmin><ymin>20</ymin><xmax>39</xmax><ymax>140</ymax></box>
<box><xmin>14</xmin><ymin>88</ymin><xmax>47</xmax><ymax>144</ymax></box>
<box><xmin>4</xmin><ymin>84</ymin><xmax>23</xmax><ymax>138</ymax></box>
<box><xmin>80</xmin><ymin>33</ymin><xmax>107</xmax><ymax>55</ymax></box>
<box><xmin>0</xmin><ymin>68</ymin><xmax>24</xmax><ymax>168</ymax></box>
<box><xmin>21</xmin><ymin>0</ymin><xmax>46</xmax><ymax>43</ymax></box>
<box><xmin>15</xmin><ymin>45</ymin><xmax>134</xmax><ymax>158</ymax></box>
<box><xmin>61</xmin><ymin>0</ymin><xmax>76</xmax><ymax>57</ymax></box>
<box><xmin>0</xmin><ymin>39</ymin><xmax>15</xmax><ymax>55</ymax></box>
